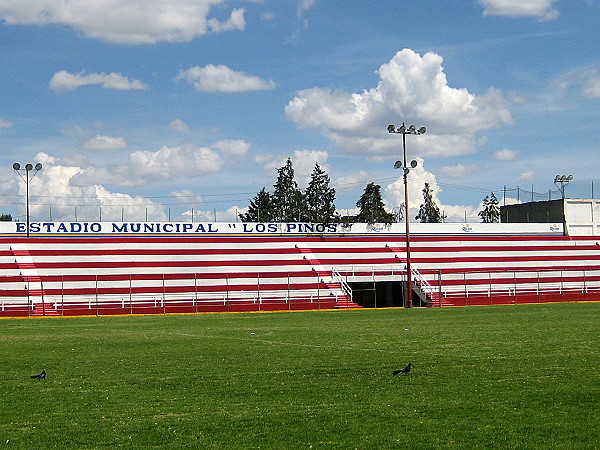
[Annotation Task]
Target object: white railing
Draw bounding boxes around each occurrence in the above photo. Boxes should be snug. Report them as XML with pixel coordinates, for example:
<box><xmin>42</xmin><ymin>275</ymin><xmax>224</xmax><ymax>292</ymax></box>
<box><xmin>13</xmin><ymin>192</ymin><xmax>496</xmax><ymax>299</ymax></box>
<box><xmin>331</xmin><ymin>267</ymin><xmax>353</xmax><ymax>302</ymax></box>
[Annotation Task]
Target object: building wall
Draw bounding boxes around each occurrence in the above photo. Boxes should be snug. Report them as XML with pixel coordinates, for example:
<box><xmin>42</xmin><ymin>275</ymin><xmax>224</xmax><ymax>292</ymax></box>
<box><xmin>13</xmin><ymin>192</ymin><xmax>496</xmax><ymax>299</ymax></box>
<box><xmin>501</xmin><ymin>198</ymin><xmax>600</xmax><ymax>236</ymax></box>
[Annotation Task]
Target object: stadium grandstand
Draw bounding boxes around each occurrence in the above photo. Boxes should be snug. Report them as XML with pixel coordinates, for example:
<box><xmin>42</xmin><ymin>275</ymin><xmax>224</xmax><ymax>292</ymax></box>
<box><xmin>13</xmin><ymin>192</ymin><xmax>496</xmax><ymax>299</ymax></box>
<box><xmin>1</xmin><ymin>198</ymin><xmax>600</xmax><ymax>317</ymax></box>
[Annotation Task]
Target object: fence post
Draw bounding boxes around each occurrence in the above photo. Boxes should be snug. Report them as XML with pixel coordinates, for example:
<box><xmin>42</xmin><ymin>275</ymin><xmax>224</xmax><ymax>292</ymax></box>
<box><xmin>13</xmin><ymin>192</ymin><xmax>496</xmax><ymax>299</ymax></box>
<box><xmin>225</xmin><ymin>274</ymin><xmax>229</xmax><ymax>307</ymax></box>
<box><xmin>162</xmin><ymin>274</ymin><xmax>166</xmax><ymax>314</ymax></box>
<box><xmin>40</xmin><ymin>279</ymin><xmax>45</xmax><ymax>316</ymax></box>
<box><xmin>27</xmin><ymin>277</ymin><xmax>32</xmax><ymax>317</ymax></box>
<box><xmin>537</xmin><ymin>269</ymin><xmax>542</xmax><ymax>303</ymax></box>
<box><xmin>194</xmin><ymin>273</ymin><xmax>198</xmax><ymax>313</ymax></box>
<box><xmin>95</xmin><ymin>274</ymin><xmax>99</xmax><ymax>316</ymax></box>
<box><xmin>560</xmin><ymin>270</ymin><xmax>563</xmax><ymax>302</ymax></box>
<box><xmin>464</xmin><ymin>272</ymin><xmax>468</xmax><ymax>307</ymax></box>
<box><xmin>257</xmin><ymin>272</ymin><xmax>261</xmax><ymax>311</ymax></box>
<box><xmin>514</xmin><ymin>271</ymin><xmax>517</xmax><ymax>304</ymax></box>
<box><xmin>489</xmin><ymin>272</ymin><xmax>492</xmax><ymax>305</ymax></box>
<box><xmin>129</xmin><ymin>274</ymin><xmax>133</xmax><ymax>314</ymax></box>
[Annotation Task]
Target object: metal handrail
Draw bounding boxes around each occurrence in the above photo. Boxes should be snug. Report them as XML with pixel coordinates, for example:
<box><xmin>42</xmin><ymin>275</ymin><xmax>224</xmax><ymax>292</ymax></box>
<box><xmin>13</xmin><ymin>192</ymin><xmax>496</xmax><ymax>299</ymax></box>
<box><xmin>331</xmin><ymin>267</ymin><xmax>353</xmax><ymax>302</ymax></box>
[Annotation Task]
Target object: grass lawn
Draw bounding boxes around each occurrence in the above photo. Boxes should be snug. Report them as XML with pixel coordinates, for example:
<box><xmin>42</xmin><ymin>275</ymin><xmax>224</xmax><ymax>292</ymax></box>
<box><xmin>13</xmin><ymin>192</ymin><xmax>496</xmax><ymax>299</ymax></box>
<box><xmin>1</xmin><ymin>303</ymin><xmax>599</xmax><ymax>449</ymax></box>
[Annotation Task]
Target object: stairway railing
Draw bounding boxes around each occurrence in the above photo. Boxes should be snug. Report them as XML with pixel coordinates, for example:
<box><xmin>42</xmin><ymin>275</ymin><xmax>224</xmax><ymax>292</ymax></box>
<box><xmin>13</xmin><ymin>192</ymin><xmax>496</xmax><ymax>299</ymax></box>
<box><xmin>331</xmin><ymin>267</ymin><xmax>353</xmax><ymax>302</ymax></box>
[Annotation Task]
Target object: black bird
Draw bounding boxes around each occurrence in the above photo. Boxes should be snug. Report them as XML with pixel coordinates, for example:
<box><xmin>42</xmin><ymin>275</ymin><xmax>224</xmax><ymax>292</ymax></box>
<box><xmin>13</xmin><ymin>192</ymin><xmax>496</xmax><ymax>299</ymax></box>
<box><xmin>30</xmin><ymin>370</ymin><xmax>46</xmax><ymax>380</ymax></box>
<box><xmin>392</xmin><ymin>363</ymin><xmax>412</xmax><ymax>376</ymax></box>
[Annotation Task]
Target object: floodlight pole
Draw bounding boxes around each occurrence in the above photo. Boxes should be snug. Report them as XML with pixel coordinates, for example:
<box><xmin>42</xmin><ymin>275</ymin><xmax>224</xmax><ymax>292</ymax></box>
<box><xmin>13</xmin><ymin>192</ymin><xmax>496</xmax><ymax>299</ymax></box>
<box><xmin>13</xmin><ymin>162</ymin><xmax>43</xmax><ymax>238</ymax></box>
<box><xmin>388</xmin><ymin>123</ymin><xmax>426</xmax><ymax>308</ymax></box>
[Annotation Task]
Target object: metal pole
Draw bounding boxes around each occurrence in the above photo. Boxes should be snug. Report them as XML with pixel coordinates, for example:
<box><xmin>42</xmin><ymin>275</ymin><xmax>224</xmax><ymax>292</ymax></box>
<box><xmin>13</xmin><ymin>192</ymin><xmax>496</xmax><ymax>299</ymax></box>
<box><xmin>25</xmin><ymin>167</ymin><xmax>30</xmax><ymax>238</ymax></box>
<box><xmin>403</xmin><ymin>131</ymin><xmax>413</xmax><ymax>308</ymax></box>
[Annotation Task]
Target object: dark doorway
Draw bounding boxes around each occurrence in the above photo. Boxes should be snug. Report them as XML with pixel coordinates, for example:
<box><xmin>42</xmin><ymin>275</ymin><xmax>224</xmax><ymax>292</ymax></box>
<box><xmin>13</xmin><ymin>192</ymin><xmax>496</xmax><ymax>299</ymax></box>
<box><xmin>348</xmin><ymin>281</ymin><xmax>404</xmax><ymax>308</ymax></box>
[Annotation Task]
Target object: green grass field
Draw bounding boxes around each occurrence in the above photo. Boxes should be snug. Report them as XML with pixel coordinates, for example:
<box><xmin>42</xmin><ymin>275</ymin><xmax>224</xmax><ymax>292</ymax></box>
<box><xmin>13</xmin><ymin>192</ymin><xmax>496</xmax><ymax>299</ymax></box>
<box><xmin>1</xmin><ymin>303</ymin><xmax>599</xmax><ymax>449</ymax></box>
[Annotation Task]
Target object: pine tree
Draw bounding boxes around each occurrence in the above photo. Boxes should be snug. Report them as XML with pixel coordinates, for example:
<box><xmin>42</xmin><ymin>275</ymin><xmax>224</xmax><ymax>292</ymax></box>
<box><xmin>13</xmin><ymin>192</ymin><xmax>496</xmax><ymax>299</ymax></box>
<box><xmin>478</xmin><ymin>192</ymin><xmax>500</xmax><ymax>223</ymax></box>
<box><xmin>272</xmin><ymin>158</ymin><xmax>304</xmax><ymax>222</ymax></box>
<box><xmin>0</xmin><ymin>214</ymin><xmax>12</xmax><ymax>221</ymax></box>
<box><xmin>304</xmin><ymin>163</ymin><xmax>338</xmax><ymax>224</ymax></box>
<box><xmin>355</xmin><ymin>182</ymin><xmax>396</xmax><ymax>224</ymax></box>
<box><xmin>239</xmin><ymin>188</ymin><xmax>273</xmax><ymax>222</ymax></box>
<box><xmin>415</xmin><ymin>183</ymin><xmax>446</xmax><ymax>223</ymax></box>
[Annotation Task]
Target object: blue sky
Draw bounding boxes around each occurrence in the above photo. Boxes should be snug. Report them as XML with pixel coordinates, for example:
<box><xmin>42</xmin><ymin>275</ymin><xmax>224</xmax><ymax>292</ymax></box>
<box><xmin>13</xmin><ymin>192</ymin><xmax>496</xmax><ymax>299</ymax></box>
<box><xmin>0</xmin><ymin>0</ymin><xmax>599</xmax><ymax>223</ymax></box>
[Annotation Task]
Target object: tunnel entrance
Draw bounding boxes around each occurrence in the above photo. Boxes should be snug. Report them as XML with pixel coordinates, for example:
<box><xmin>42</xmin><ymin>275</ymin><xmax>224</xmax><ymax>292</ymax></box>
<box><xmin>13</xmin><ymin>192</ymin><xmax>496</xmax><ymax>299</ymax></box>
<box><xmin>347</xmin><ymin>280</ymin><xmax>429</xmax><ymax>308</ymax></box>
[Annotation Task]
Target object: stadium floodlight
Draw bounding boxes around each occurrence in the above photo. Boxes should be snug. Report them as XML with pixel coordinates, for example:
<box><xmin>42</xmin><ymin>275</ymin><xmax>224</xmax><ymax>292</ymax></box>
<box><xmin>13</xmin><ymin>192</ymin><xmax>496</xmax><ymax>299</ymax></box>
<box><xmin>13</xmin><ymin>162</ymin><xmax>43</xmax><ymax>238</ymax></box>
<box><xmin>554</xmin><ymin>174</ymin><xmax>573</xmax><ymax>199</ymax></box>
<box><xmin>387</xmin><ymin>121</ymin><xmax>427</xmax><ymax>308</ymax></box>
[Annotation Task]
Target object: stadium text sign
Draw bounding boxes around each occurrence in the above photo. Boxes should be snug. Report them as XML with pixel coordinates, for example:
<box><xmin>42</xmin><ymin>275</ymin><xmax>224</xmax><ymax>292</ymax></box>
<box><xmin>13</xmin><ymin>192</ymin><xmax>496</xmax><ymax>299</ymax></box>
<box><xmin>4</xmin><ymin>221</ymin><xmax>564</xmax><ymax>236</ymax></box>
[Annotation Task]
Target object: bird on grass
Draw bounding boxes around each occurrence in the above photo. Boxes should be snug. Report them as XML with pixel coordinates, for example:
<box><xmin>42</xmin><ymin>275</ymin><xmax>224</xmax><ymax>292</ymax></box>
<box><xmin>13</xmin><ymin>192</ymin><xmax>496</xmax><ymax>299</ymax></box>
<box><xmin>30</xmin><ymin>370</ymin><xmax>46</xmax><ymax>380</ymax></box>
<box><xmin>392</xmin><ymin>363</ymin><xmax>412</xmax><ymax>376</ymax></box>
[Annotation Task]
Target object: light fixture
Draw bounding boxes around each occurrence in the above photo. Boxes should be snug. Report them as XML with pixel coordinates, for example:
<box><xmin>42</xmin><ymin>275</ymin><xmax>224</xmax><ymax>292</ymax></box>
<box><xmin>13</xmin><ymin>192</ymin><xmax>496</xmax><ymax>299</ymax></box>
<box><xmin>13</xmin><ymin>162</ymin><xmax>43</xmax><ymax>238</ymax></box>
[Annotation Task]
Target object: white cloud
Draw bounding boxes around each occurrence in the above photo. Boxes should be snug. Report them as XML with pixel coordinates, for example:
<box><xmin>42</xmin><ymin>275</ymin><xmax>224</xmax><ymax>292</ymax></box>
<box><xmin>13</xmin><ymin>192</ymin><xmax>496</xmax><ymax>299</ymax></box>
<box><xmin>177</xmin><ymin>64</ymin><xmax>276</xmax><ymax>93</ymax></box>
<box><xmin>50</xmin><ymin>70</ymin><xmax>149</xmax><ymax>92</ymax></box>
<box><xmin>71</xmin><ymin>139</ymin><xmax>248</xmax><ymax>187</ymax></box>
<box><xmin>83</xmin><ymin>135</ymin><xmax>129</xmax><ymax>151</ymax></box>
<box><xmin>334</xmin><ymin>171</ymin><xmax>373</xmax><ymax>192</ymax></box>
<box><xmin>0</xmin><ymin>117</ymin><xmax>12</xmax><ymax>128</ymax></box>
<box><xmin>207</xmin><ymin>8</ymin><xmax>246</xmax><ymax>33</ymax></box>
<box><xmin>261</xmin><ymin>12</ymin><xmax>275</xmax><ymax>21</ymax></box>
<box><xmin>494</xmin><ymin>148</ymin><xmax>518</xmax><ymax>160</ymax></box>
<box><xmin>8</xmin><ymin>152</ymin><xmax>166</xmax><ymax>222</ymax></box>
<box><xmin>478</xmin><ymin>0</ymin><xmax>560</xmax><ymax>20</ymax></box>
<box><xmin>285</xmin><ymin>48</ymin><xmax>512</xmax><ymax>158</ymax></box>
<box><xmin>385</xmin><ymin>157</ymin><xmax>479</xmax><ymax>223</ymax></box>
<box><xmin>558</xmin><ymin>67</ymin><xmax>600</xmax><ymax>99</ymax></box>
<box><xmin>128</xmin><ymin>144</ymin><xmax>223</xmax><ymax>180</ymax></box>
<box><xmin>182</xmin><ymin>205</ymin><xmax>241</xmax><ymax>222</ymax></box>
<box><xmin>582</xmin><ymin>72</ymin><xmax>600</xmax><ymax>98</ymax></box>
<box><xmin>297</xmin><ymin>0</ymin><xmax>316</xmax><ymax>18</ymax></box>
<box><xmin>439</xmin><ymin>163</ymin><xmax>480</xmax><ymax>178</ymax></box>
<box><xmin>212</xmin><ymin>139</ymin><xmax>251</xmax><ymax>156</ymax></box>
<box><xmin>0</xmin><ymin>1</ymin><xmax>246</xmax><ymax>44</ymax></box>
<box><xmin>519</xmin><ymin>170</ymin><xmax>535</xmax><ymax>181</ymax></box>
<box><xmin>170</xmin><ymin>119</ymin><xmax>191</xmax><ymax>134</ymax></box>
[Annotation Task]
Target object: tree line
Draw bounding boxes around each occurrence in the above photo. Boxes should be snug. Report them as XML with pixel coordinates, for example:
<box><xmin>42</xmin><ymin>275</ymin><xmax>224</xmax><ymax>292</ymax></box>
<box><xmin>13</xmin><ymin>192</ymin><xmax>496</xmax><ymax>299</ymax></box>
<box><xmin>240</xmin><ymin>158</ymin><xmax>501</xmax><ymax>224</ymax></box>
<box><xmin>0</xmin><ymin>160</ymin><xmax>501</xmax><ymax>224</ymax></box>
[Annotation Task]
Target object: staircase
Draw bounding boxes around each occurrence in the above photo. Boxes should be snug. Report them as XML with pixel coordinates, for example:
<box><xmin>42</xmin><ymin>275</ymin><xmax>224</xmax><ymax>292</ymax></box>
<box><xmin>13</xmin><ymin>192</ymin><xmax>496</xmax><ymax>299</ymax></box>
<box><xmin>295</xmin><ymin>244</ymin><xmax>361</xmax><ymax>308</ymax></box>
<box><xmin>11</xmin><ymin>244</ymin><xmax>59</xmax><ymax>316</ymax></box>
<box><xmin>386</xmin><ymin>243</ymin><xmax>437</xmax><ymax>306</ymax></box>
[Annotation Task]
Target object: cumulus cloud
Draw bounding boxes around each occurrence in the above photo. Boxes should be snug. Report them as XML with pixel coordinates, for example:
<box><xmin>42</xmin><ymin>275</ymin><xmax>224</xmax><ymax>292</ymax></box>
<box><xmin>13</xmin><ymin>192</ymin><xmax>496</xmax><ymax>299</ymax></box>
<box><xmin>176</xmin><ymin>64</ymin><xmax>276</xmax><ymax>93</ymax></box>
<box><xmin>439</xmin><ymin>163</ymin><xmax>480</xmax><ymax>178</ymax></box>
<box><xmin>385</xmin><ymin>157</ymin><xmax>478</xmax><ymax>223</ymax></box>
<box><xmin>334</xmin><ymin>171</ymin><xmax>373</xmax><ymax>192</ymax></box>
<box><xmin>6</xmin><ymin>152</ymin><xmax>166</xmax><ymax>222</ymax></box>
<box><xmin>212</xmin><ymin>139</ymin><xmax>251</xmax><ymax>156</ymax></box>
<box><xmin>0</xmin><ymin>117</ymin><xmax>12</xmax><ymax>128</ymax></box>
<box><xmin>50</xmin><ymin>70</ymin><xmax>149</xmax><ymax>92</ymax></box>
<box><xmin>285</xmin><ymin>48</ymin><xmax>512</xmax><ymax>158</ymax></box>
<box><xmin>83</xmin><ymin>135</ymin><xmax>129</xmax><ymax>150</ymax></box>
<box><xmin>71</xmin><ymin>139</ymin><xmax>250</xmax><ymax>187</ymax></box>
<box><xmin>170</xmin><ymin>119</ymin><xmax>191</xmax><ymax>134</ymax></box>
<box><xmin>128</xmin><ymin>144</ymin><xmax>223</xmax><ymax>180</ymax></box>
<box><xmin>494</xmin><ymin>148</ymin><xmax>518</xmax><ymax>160</ymax></box>
<box><xmin>0</xmin><ymin>1</ymin><xmax>246</xmax><ymax>44</ymax></box>
<box><xmin>478</xmin><ymin>0</ymin><xmax>560</xmax><ymax>20</ymax></box>
<box><xmin>519</xmin><ymin>170</ymin><xmax>535</xmax><ymax>181</ymax></box>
